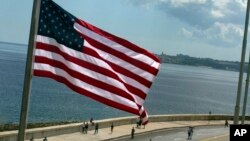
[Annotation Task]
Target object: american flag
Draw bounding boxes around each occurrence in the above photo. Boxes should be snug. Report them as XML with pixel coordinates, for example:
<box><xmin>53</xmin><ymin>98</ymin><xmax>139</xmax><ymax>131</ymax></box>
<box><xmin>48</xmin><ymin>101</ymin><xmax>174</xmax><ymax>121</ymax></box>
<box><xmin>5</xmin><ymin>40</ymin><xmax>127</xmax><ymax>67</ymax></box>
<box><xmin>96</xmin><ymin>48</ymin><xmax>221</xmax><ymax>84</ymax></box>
<box><xmin>34</xmin><ymin>0</ymin><xmax>161</xmax><ymax>124</ymax></box>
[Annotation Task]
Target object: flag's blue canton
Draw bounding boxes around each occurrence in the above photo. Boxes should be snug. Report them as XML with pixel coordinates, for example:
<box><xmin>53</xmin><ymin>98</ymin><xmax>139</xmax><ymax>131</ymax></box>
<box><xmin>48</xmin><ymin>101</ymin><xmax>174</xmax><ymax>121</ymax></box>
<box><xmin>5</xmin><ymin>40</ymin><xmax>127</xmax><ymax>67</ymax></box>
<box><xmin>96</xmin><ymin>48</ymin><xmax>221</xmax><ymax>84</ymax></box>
<box><xmin>38</xmin><ymin>0</ymin><xmax>84</xmax><ymax>51</ymax></box>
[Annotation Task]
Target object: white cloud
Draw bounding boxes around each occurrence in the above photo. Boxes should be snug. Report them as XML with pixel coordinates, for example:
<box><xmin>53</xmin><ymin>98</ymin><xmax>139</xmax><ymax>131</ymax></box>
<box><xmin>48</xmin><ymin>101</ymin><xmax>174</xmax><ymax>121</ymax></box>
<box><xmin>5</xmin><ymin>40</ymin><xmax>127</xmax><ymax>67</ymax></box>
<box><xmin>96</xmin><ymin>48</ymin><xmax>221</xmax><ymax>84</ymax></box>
<box><xmin>211</xmin><ymin>9</ymin><xmax>224</xmax><ymax>18</ymax></box>
<box><xmin>209</xmin><ymin>0</ymin><xmax>230</xmax><ymax>18</ymax></box>
<box><xmin>180</xmin><ymin>28</ymin><xmax>193</xmax><ymax>37</ymax></box>
<box><xmin>170</xmin><ymin>0</ymin><xmax>207</xmax><ymax>7</ymax></box>
<box><xmin>129</xmin><ymin>0</ymin><xmax>247</xmax><ymax>48</ymax></box>
<box><xmin>211</xmin><ymin>0</ymin><xmax>230</xmax><ymax>9</ymax></box>
<box><xmin>186</xmin><ymin>22</ymin><xmax>244</xmax><ymax>47</ymax></box>
<box><xmin>214</xmin><ymin>22</ymin><xmax>243</xmax><ymax>40</ymax></box>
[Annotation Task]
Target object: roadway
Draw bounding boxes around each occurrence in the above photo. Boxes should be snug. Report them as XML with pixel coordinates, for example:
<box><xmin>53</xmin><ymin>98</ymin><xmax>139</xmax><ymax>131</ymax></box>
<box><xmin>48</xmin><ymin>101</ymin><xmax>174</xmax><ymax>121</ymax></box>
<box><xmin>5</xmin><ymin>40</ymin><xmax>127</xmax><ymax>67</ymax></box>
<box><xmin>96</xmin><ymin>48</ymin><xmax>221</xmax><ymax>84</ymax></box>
<box><xmin>114</xmin><ymin>126</ymin><xmax>229</xmax><ymax>141</ymax></box>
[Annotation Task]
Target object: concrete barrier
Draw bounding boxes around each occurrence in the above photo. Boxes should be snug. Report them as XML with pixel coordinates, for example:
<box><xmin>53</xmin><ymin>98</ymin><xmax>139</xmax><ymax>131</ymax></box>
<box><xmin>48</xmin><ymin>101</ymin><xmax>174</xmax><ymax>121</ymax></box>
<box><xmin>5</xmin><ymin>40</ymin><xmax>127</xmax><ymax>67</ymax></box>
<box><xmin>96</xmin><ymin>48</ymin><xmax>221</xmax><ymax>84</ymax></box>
<box><xmin>0</xmin><ymin>114</ymin><xmax>249</xmax><ymax>141</ymax></box>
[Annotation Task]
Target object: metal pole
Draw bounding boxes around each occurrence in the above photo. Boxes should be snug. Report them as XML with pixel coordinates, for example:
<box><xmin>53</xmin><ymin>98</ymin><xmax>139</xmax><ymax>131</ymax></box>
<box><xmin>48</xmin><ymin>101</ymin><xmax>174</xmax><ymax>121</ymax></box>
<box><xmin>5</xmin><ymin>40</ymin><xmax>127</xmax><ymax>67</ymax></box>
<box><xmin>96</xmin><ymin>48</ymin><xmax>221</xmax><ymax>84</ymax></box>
<box><xmin>241</xmin><ymin>51</ymin><xmax>250</xmax><ymax>124</ymax></box>
<box><xmin>17</xmin><ymin>0</ymin><xmax>41</xmax><ymax>141</ymax></box>
<box><xmin>234</xmin><ymin>0</ymin><xmax>250</xmax><ymax>125</ymax></box>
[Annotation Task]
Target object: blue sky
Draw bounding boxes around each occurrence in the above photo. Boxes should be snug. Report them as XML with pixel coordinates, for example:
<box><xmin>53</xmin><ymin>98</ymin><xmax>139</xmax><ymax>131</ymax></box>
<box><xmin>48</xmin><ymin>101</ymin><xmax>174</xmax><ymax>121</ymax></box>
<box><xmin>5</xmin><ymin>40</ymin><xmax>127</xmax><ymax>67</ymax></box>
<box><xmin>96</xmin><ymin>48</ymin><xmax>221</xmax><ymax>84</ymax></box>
<box><xmin>0</xmin><ymin>0</ymin><xmax>249</xmax><ymax>61</ymax></box>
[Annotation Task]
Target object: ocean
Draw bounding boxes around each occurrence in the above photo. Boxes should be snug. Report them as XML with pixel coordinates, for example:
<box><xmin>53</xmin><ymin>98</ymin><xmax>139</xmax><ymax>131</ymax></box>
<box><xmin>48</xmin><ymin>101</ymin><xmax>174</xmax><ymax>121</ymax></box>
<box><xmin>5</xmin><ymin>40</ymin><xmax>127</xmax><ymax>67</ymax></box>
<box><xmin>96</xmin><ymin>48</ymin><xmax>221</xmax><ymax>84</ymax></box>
<box><xmin>0</xmin><ymin>43</ymin><xmax>249</xmax><ymax>124</ymax></box>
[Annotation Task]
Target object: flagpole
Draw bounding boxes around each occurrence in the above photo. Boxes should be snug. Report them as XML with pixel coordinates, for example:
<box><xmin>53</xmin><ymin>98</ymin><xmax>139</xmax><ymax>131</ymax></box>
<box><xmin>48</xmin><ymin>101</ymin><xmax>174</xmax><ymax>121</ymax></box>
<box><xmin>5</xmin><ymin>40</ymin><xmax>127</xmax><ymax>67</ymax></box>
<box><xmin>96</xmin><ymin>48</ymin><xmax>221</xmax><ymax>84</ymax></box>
<box><xmin>17</xmin><ymin>0</ymin><xmax>41</xmax><ymax>141</ymax></box>
<box><xmin>234</xmin><ymin>0</ymin><xmax>250</xmax><ymax>125</ymax></box>
<box><xmin>241</xmin><ymin>51</ymin><xmax>250</xmax><ymax>124</ymax></box>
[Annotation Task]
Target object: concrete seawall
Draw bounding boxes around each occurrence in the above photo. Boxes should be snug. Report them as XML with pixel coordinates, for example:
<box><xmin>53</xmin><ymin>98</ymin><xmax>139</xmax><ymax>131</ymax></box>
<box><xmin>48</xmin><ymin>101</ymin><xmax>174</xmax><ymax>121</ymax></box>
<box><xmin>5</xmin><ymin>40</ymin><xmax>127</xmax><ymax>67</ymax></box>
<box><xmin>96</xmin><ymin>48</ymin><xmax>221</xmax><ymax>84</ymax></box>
<box><xmin>0</xmin><ymin>114</ymin><xmax>249</xmax><ymax>141</ymax></box>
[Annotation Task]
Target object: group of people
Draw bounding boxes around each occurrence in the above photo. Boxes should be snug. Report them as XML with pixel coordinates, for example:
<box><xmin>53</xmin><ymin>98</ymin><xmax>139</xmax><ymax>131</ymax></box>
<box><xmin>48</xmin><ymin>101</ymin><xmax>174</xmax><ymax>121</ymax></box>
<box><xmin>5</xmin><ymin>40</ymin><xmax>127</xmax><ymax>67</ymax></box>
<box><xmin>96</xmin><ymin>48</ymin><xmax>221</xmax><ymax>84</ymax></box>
<box><xmin>81</xmin><ymin>117</ymin><xmax>97</xmax><ymax>134</ymax></box>
<box><xmin>81</xmin><ymin>117</ymin><xmax>138</xmax><ymax>139</ymax></box>
<box><xmin>82</xmin><ymin>121</ymin><xmax>89</xmax><ymax>134</ymax></box>
<box><xmin>30</xmin><ymin>117</ymin><xmax>144</xmax><ymax>140</ymax></box>
<box><xmin>131</xmin><ymin>117</ymin><xmax>146</xmax><ymax>139</ymax></box>
<box><xmin>82</xmin><ymin>118</ymin><xmax>115</xmax><ymax>135</ymax></box>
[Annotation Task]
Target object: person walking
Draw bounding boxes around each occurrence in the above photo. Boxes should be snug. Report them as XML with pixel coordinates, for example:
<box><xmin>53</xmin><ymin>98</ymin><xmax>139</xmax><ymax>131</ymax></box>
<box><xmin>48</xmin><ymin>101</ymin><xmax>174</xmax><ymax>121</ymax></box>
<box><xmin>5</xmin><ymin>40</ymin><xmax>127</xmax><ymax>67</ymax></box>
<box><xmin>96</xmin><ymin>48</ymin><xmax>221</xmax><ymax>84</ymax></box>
<box><xmin>43</xmin><ymin>137</ymin><xmax>48</xmax><ymax>141</ymax></box>
<box><xmin>208</xmin><ymin>111</ymin><xmax>212</xmax><ymax>124</ymax></box>
<box><xmin>82</xmin><ymin>122</ymin><xmax>85</xmax><ymax>133</ymax></box>
<box><xmin>111</xmin><ymin>122</ymin><xmax>114</xmax><ymax>134</ymax></box>
<box><xmin>90</xmin><ymin>117</ymin><xmax>94</xmax><ymax>126</ymax></box>
<box><xmin>131</xmin><ymin>127</ymin><xmax>135</xmax><ymax>139</ymax></box>
<box><xmin>225</xmin><ymin>119</ymin><xmax>229</xmax><ymax>127</ymax></box>
<box><xmin>94</xmin><ymin>123</ymin><xmax>99</xmax><ymax>134</ymax></box>
<box><xmin>138</xmin><ymin>118</ymin><xmax>142</xmax><ymax>129</ymax></box>
<box><xmin>85</xmin><ymin>122</ymin><xmax>89</xmax><ymax>134</ymax></box>
<box><xmin>187</xmin><ymin>127</ymin><xmax>194</xmax><ymax>140</ymax></box>
<box><xmin>136</xmin><ymin>117</ymin><xmax>140</xmax><ymax>128</ymax></box>
<box><xmin>190</xmin><ymin>127</ymin><xmax>194</xmax><ymax>140</ymax></box>
<box><xmin>187</xmin><ymin>128</ymin><xmax>191</xmax><ymax>140</ymax></box>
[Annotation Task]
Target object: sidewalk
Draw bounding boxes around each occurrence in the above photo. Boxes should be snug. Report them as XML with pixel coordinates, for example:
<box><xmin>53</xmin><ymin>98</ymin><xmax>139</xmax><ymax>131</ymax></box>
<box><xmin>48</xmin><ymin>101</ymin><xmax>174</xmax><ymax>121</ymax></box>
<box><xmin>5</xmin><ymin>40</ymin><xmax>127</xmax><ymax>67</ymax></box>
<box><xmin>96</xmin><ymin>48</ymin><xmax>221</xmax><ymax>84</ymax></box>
<box><xmin>25</xmin><ymin>120</ymin><xmax>227</xmax><ymax>141</ymax></box>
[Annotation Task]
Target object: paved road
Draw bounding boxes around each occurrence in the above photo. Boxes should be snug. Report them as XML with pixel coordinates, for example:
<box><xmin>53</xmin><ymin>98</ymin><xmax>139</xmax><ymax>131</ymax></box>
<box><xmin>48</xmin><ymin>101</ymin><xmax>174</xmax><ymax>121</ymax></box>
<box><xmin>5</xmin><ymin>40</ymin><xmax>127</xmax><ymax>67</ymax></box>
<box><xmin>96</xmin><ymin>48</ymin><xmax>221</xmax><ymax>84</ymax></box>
<box><xmin>113</xmin><ymin>126</ymin><xmax>229</xmax><ymax>141</ymax></box>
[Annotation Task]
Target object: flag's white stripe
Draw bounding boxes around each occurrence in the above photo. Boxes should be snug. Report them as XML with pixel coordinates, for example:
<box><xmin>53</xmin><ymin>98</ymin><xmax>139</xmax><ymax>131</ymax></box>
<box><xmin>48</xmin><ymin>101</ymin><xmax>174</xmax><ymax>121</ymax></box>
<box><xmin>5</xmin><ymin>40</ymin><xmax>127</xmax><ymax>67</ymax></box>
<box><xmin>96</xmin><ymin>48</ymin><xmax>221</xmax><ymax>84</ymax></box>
<box><xmin>84</xmin><ymin>41</ymin><xmax>155</xmax><ymax>82</ymax></box>
<box><xmin>139</xmin><ymin>106</ymin><xmax>144</xmax><ymax>115</ymax></box>
<box><xmin>35</xmin><ymin>49</ymin><xmax>145</xmax><ymax>105</ymax></box>
<box><xmin>74</xmin><ymin>22</ymin><xmax>160</xmax><ymax>69</ymax></box>
<box><xmin>36</xmin><ymin>35</ymin><xmax>150</xmax><ymax>93</ymax></box>
<box><xmin>34</xmin><ymin>63</ymin><xmax>139</xmax><ymax>110</ymax></box>
<box><xmin>139</xmin><ymin>106</ymin><xmax>148</xmax><ymax>123</ymax></box>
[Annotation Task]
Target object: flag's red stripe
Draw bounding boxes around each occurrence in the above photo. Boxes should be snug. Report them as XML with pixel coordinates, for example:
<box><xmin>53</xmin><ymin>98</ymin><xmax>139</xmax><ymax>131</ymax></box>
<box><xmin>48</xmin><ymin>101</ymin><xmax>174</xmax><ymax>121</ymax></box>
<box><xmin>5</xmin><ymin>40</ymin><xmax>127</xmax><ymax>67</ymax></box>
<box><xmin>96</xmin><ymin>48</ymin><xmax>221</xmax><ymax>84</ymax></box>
<box><xmin>76</xmin><ymin>19</ymin><xmax>160</xmax><ymax>63</ymax></box>
<box><xmin>33</xmin><ymin>70</ymin><xmax>140</xmax><ymax>115</ymax></box>
<box><xmin>35</xmin><ymin>56</ymin><xmax>140</xmax><ymax>104</ymax></box>
<box><xmin>140</xmin><ymin>110</ymin><xmax>147</xmax><ymax>118</ymax></box>
<box><xmin>82</xmin><ymin>35</ymin><xmax>159</xmax><ymax>75</ymax></box>
<box><xmin>83</xmin><ymin>47</ymin><xmax>152</xmax><ymax>87</ymax></box>
<box><xmin>36</xmin><ymin>42</ymin><xmax>148</xmax><ymax>99</ymax></box>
